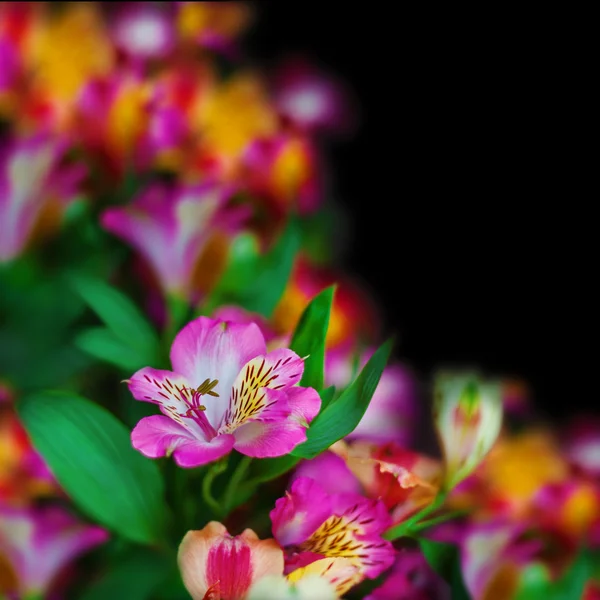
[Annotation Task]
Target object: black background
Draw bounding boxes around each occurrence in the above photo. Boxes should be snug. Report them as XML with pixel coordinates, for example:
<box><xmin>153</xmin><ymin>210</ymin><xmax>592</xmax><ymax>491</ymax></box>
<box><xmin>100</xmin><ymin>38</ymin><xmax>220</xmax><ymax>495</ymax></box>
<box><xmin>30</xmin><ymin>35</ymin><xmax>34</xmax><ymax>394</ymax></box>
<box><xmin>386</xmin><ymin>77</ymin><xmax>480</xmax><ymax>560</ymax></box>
<box><xmin>246</xmin><ymin>4</ymin><xmax>594</xmax><ymax>422</ymax></box>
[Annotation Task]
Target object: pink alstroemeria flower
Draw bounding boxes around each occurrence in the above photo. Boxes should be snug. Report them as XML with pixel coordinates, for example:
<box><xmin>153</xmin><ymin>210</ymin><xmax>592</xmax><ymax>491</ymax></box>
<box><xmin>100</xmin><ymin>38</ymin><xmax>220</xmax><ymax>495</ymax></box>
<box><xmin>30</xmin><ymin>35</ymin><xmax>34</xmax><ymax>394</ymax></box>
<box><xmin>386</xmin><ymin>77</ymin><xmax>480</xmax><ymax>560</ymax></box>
<box><xmin>101</xmin><ymin>182</ymin><xmax>248</xmax><ymax>300</ymax></box>
<box><xmin>127</xmin><ymin>316</ymin><xmax>321</xmax><ymax>467</ymax></box>
<box><xmin>270</xmin><ymin>477</ymin><xmax>395</xmax><ymax>596</ymax></box>
<box><xmin>272</xmin><ymin>59</ymin><xmax>355</xmax><ymax>136</ymax></box>
<box><xmin>111</xmin><ymin>4</ymin><xmax>175</xmax><ymax>61</ymax></box>
<box><xmin>0</xmin><ymin>133</ymin><xmax>84</xmax><ymax>262</ymax></box>
<box><xmin>0</xmin><ymin>504</ymin><xmax>108</xmax><ymax>598</ymax></box>
<box><xmin>364</xmin><ymin>548</ymin><xmax>450</xmax><ymax>600</ymax></box>
<box><xmin>177</xmin><ymin>521</ymin><xmax>283</xmax><ymax>600</ymax></box>
<box><xmin>326</xmin><ymin>347</ymin><xmax>419</xmax><ymax>446</ymax></box>
<box><xmin>456</xmin><ymin>520</ymin><xmax>541</xmax><ymax>600</ymax></box>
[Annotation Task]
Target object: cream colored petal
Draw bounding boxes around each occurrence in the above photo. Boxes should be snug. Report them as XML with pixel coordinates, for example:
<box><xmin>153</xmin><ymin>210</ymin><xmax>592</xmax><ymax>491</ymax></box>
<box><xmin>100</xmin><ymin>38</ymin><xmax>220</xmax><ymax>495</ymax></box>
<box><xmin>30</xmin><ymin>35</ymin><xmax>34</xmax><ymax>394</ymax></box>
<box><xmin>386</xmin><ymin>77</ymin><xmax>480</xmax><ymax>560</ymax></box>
<box><xmin>177</xmin><ymin>522</ymin><xmax>228</xmax><ymax>600</ymax></box>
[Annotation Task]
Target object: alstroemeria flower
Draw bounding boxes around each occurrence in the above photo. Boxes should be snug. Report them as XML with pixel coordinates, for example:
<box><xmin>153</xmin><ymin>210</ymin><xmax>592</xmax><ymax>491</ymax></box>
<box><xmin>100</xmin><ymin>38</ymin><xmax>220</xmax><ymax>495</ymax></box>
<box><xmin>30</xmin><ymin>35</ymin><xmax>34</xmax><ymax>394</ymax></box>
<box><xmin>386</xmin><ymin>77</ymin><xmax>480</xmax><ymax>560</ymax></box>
<box><xmin>433</xmin><ymin>372</ymin><xmax>503</xmax><ymax>490</ymax></box>
<box><xmin>326</xmin><ymin>347</ymin><xmax>419</xmax><ymax>446</ymax></box>
<box><xmin>533</xmin><ymin>480</ymin><xmax>600</xmax><ymax>542</ymax></box>
<box><xmin>101</xmin><ymin>182</ymin><xmax>248</xmax><ymax>300</ymax></box>
<box><xmin>364</xmin><ymin>548</ymin><xmax>450</xmax><ymax>600</ymax></box>
<box><xmin>270</xmin><ymin>477</ymin><xmax>395</xmax><ymax>596</ymax></box>
<box><xmin>0</xmin><ymin>132</ymin><xmax>85</xmax><ymax>262</ymax></box>
<box><xmin>448</xmin><ymin>429</ymin><xmax>570</xmax><ymax>520</ymax></box>
<box><xmin>564</xmin><ymin>416</ymin><xmax>600</xmax><ymax>477</ymax></box>
<box><xmin>331</xmin><ymin>441</ymin><xmax>442</xmax><ymax>525</ymax></box>
<box><xmin>175</xmin><ymin>2</ymin><xmax>252</xmax><ymax>56</ymax></box>
<box><xmin>271</xmin><ymin>59</ymin><xmax>354</xmax><ymax>136</ymax></box>
<box><xmin>0</xmin><ymin>503</ymin><xmax>108</xmax><ymax>598</ymax></box>
<box><xmin>242</xmin><ymin>134</ymin><xmax>321</xmax><ymax>215</ymax></box>
<box><xmin>246</xmin><ymin>573</ymin><xmax>338</xmax><ymax>600</ymax></box>
<box><xmin>111</xmin><ymin>4</ymin><xmax>175</xmax><ymax>61</ymax></box>
<box><xmin>127</xmin><ymin>316</ymin><xmax>321</xmax><ymax>467</ymax></box>
<box><xmin>177</xmin><ymin>521</ymin><xmax>283</xmax><ymax>600</ymax></box>
<box><xmin>456</xmin><ymin>521</ymin><xmax>541</xmax><ymax>600</ymax></box>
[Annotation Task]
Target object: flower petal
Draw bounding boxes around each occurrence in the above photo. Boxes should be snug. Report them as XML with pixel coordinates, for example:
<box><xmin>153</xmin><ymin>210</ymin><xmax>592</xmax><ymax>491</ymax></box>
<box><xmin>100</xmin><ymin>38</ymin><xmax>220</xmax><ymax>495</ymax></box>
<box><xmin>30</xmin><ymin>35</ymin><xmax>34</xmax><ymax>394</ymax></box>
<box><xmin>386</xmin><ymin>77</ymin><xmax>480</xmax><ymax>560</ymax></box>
<box><xmin>286</xmin><ymin>385</ymin><xmax>321</xmax><ymax>426</ymax></box>
<box><xmin>271</xmin><ymin>477</ymin><xmax>333</xmax><ymax>547</ymax></box>
<box><xmin>131</xmin><ymin>414</ymin><xmax>198</xmax><ymax>459</ymax></box>
<box><xmin>131</xmin><ymin>414</ymin><xmax>233</xmax><ymax>467</ymax></box>
<box><xmin>127</xmin><ymin>367</ymin><xmax>191</xmax><ymax>412</ymax></box>
<box><xmin>292</xmin><ymin>451</ymin><xmax>361</xmax><ymax>496</ymax></box>
<box><xmin>220</xmin><ymin>349</ymin><xmax>310</xmax><ymax>432</ymax></box>
<box><xmin>232</xmin><ymin>419</ymin><xmax>307</xmax><ymax>458</ymax></box>
<box><xmin>287</xmin><ymin>557</ymin><xmax>360</xmax><ymax>598</ymax></box>
<box><xmin>178</xmin><ymin>522</ymin><xmax>283</xmax><ymax>600</ymax></box>
<box><xmin>170</xmin><ymin>317</ymin><xmax>266</xmax><ymax>425</ymax></box>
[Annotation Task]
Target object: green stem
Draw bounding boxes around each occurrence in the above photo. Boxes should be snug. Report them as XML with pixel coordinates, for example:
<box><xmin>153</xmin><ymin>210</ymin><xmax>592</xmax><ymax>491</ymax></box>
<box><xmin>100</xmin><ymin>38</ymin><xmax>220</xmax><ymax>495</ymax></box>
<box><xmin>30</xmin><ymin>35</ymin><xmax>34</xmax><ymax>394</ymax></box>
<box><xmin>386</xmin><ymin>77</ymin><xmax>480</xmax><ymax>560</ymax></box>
<box><xmin>409</xmin><ymin>509</ymin><xmax>469</xmax><ymax>534</ymax></box>
<box><xmin>202</xmin><ymin>465</ymin><xmax>225</xmax><ymax>519</ymax></box>
<box><xmin>223</xmin><ymin>455</ymin><xmax>253</xmax><ymax>513</ymax></box>
<box><xmin>383</xmin><ymin>492</ymin><xmax>448</xmax><ymax>540</ymax></box>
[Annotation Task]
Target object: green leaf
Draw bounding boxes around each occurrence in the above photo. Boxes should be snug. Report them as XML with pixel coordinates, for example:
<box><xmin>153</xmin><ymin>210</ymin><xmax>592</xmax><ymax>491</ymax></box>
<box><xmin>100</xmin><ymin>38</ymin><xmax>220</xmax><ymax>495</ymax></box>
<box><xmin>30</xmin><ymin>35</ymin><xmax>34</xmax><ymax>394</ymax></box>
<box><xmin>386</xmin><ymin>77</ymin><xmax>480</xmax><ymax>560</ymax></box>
<box><xmin>289</xmin><ymin>286</ymin><xmax>334</xmax><ymax>390</ymax></box>
<box><xmin>17</xmin><ymin>391</ymin><xmax>167</xmax><ymax>545</ymax></box>
<box><xmin>419</xmin><ymin>538</ymin><xmax>470</xmax><ymax>599</ymax></box>
<box><xmin>203</xmin><ymin>217</ymin><xmax>301</xmax><ymax>318</ymax></box>
<box><xmin>78</xmin><ymin>548</ymin><xmax>174</xmax><ymax>600</ymax></box>
<box><xmin>514</xmin><ymin>547</ymin><xmax>593</xmax><ymax>600</ymax></box>
<box><xmin>74</xmin><ymin>327</ymin><xmax>151</xmax><ymax>371</ymax></box>
<box><xmin>68</xmin><ymin>273</ymin><xmax>160</xmax><ymax>361</ymax></box>
<box><xmin>245</xmin><ymin>454</ymin><xmax>302</xmax><ymax>488</ymax></box>
<box><xmin>317</xmin><ymin>385</ymin><xmax>337</xmax><ymax>413</ymax></box>
<box><xmin>291</xmin><ymin>338</ymin><xmax>394</xmax><ymax>458</ymax></box>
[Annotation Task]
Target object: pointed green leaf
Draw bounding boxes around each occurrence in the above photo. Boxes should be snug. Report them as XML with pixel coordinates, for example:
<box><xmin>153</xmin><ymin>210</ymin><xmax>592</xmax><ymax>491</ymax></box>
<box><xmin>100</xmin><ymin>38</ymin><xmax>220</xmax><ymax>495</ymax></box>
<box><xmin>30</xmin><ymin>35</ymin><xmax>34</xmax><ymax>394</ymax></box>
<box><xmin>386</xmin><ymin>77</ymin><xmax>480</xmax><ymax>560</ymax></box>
<box><xmin>68</xmin><ymin>273</ymin><xmax>159</xmax><ymax>361</ymax></box>
<box><xmin>238</xmin><ymin>216</ymin><xmax>301</xmax><ymax>317</ymax></box>
<box><xmin>202</xmin><ymin>218</ymin><xmax>301</xmax><ymax>318</ymax></box>
<box><xmin>17</xmin><ymin>391</ymin><xmax>167</xmax><ymax>545</ymax></box>
<box><xmin>289</xmin><ymin>286</ymin><xmax>335</xmax><ymax>390</ymax></box>
<box><xmin>291</xmin><ymin>339</ymin><xmax>394</xmax><ymax>458</ymax></box>
<box><xmin>74</xmin><ymin>327</ymin><xmax>150</xmax><ymax>371</ymax></box>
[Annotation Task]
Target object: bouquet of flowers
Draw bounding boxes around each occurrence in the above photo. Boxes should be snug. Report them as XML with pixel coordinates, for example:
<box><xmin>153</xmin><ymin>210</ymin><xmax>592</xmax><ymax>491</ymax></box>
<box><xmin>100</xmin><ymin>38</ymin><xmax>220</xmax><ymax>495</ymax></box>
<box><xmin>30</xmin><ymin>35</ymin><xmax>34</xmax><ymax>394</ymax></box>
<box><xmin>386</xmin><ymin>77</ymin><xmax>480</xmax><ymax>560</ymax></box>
<box><xmin>1</xmin><ymin>3</ymin><xmax>599</xmax><ymax>599</ymax></box>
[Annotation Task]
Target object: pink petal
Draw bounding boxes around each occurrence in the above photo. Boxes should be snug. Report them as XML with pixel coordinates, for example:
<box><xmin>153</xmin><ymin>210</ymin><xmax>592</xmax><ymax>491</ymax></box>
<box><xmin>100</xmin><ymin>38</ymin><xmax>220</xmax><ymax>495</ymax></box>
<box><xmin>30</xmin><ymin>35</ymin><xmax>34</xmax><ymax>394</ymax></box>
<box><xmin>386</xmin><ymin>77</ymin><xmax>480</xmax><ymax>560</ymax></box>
<box><xmin>0</xmin><ymin>504</ymin><xmax>108</xmax><ymax>596</ymax></box>
<box><xmin>292</xmin><ymin>451</ymin><xmax>361</xmax><ymax>496</ymax></box>
<box><xmin>286</xmin><ymin>386</ymin><xmax>321</xmax><ymax>426</ymax></box>
<box><xmin>127</xmin><ymin>366</ymin><xmax>191</xmax><ymax>409</ymax></box>
<box><xmin>131</xmin><ymin>414</ymin><xmax>198</xmax><ymax>459</ymax></box>
<box><xmin>260</xmin><ymin>348</ymin><xmax>305</xmax><ymax>389</ymax></box>
<box><xmin>270</xmin><ymin>477</ymin><xmax>333</xmax><ymax>547</ymax></box>
<box><xmin>232</xmin><ymin>419</ymin><xmax>307</xmax><ymax>458</ymax></box>
<box><xmin>131</xmin><ymin>415</ymin><xmax>234</xmax><ymax>467</ymax></box>
<box><xmin>173</xmin><ymin>433</ymin><xmax>235</xmax><ymax>468</ymax></box>
<box><xmin>112</xmin><ymin>5</ymin><xmax>175</xmax><ymax>60</ymax></box>
<box><xmin>220</xmin><ymin>350</ymin><xmax>314</xmax><ymax>432</ymax></box>
<box><xmin>170</xmin><ymin>317</ymin><xmax>266</xmax><ymax>423</ymax></box>
<box><xmin>178</xmin><ymin>522</ymin><xmax>283</xmax><ymax>600</ymax></box>
<box><xmin>330</xmin><ymin>494</ymin><xmax>392</xmax><ymax>538</ymax></box>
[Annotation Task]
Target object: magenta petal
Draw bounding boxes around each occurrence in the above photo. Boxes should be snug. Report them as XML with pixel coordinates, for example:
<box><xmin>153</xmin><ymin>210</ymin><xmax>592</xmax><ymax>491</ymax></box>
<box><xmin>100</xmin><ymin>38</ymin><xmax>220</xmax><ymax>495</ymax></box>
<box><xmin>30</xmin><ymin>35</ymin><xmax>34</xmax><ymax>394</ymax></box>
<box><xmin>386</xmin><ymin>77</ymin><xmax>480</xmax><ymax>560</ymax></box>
<box><xmin>131</xmin><ymin>414</ymin><xmax>198</xmax><ymax>459</ymax></box>
<box><xmin>173</xmin><ymin>433</ymin><xmax>235</xmax><ymax>468</ymax></box>
<box><xmin>0</xmin><ymin>504</ymin><xmax>108</xmax><ymax>596</ymax></box>
<box><xmin>270</xmin><ymin>477</ymin><xmax>333</xmax><ymax>547</ymax></box>
<box><xmin>261</xmin><ymin>348</ymin><xmax>305</xmax><ymax>388</ymax></box>
<box><xmin>170</xmin><ymin>316</ymin><xmax>266</xmax><ymax>393</ymax></box>
<box><xmin>232</xmin><ymin>419</ymin><xmax>307</xmax><ymax>458</ymax></box>
<box><xmin>286</xmin><ymin>385</ymin><xmax>321</xmax><ymax>425</ymax></box>
<box><xmin>127</xmin><ymin>366</ymin><xmax>190</xmax><ymax>405</ymax></box>
<box><xmin>292</xmin><ymin>451</ymin><xmax>361</xmax><ymax>496</ymax></box>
